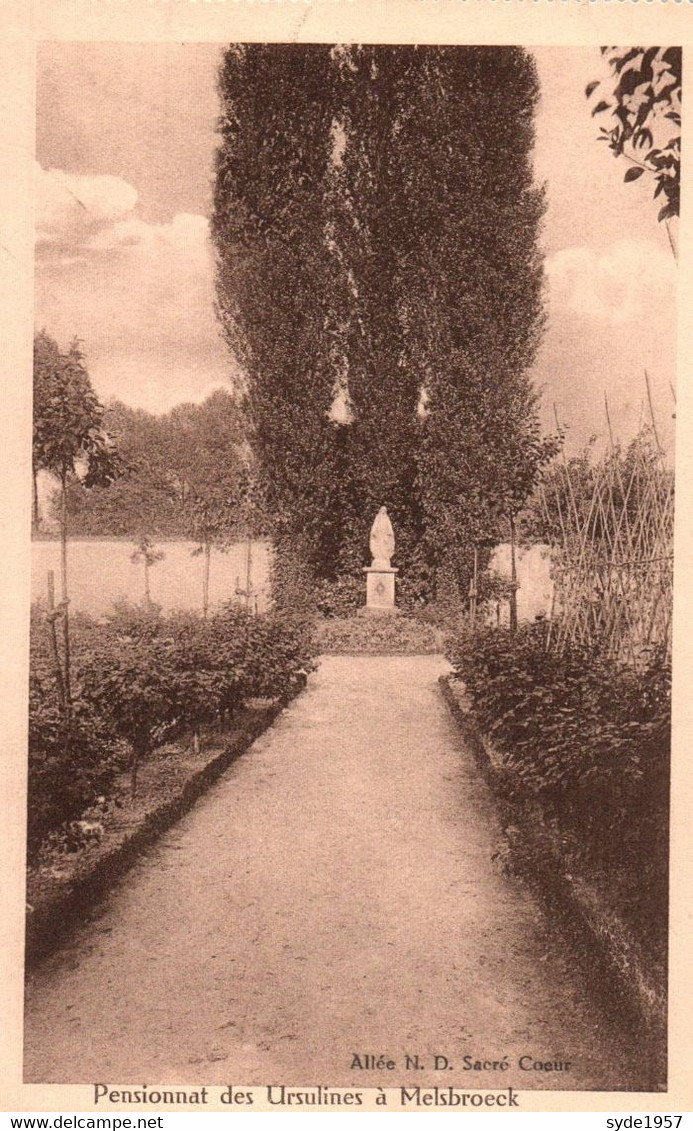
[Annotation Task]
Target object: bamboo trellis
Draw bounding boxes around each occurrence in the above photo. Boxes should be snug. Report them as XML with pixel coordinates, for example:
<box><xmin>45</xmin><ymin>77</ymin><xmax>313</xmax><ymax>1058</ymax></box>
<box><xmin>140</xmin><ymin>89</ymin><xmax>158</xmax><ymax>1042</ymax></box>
<box><xmin>542</xmin><ymin>416</ymin><xmax>674</xmax><ymax>669</ymax></box>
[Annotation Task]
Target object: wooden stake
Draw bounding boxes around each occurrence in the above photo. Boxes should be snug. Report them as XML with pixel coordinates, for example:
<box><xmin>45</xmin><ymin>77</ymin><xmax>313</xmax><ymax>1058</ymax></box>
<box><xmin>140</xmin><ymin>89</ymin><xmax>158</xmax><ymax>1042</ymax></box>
<box><xmin>59</xmin><ymin>470</ymin><xmax>72</xmax><ymax>719</ymax></box>
<box><xmin>202</xmin><ymin>542</ymin><xmax>211</xmax><ymax>619</ymax></box>
<box><xmin>46</xmin><ymin>570</ymin><xmax>66</xmax><ymax>716</ymax></box>
<box><xmin>645</xmin><ymin>369</ymin><xmax>663</xmax><ymax>454</ymax></box>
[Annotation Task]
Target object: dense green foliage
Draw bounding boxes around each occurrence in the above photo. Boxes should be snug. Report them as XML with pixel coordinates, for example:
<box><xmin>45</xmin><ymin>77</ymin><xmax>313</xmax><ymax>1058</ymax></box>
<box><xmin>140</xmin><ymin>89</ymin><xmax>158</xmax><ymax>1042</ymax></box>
<box><xmin>57</xmin><ymin>389</ymin><xmax>258</xmax><ymax>543</ymax></box>
<box><xmin>28</xmin><ymin>601</ymin><xmax>316</xmax><ymax>856</ymax></box>
<box><xmin>447</xmin><ymin>623</ymin><xmax>670</xmax><ymax>943</ymax></box>
<box><xmin>213</xmin><ymin>45</ymin><xmax>549</xmax><ymax>603</ymax></box>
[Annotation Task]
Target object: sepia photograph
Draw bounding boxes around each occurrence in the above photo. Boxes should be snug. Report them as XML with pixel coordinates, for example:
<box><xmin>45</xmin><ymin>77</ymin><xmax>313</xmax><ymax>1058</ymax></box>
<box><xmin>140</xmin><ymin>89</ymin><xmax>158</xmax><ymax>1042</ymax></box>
<box><xmin>4</xmin><ymin>17</ymin><xmax>685</xmax><ymax>1110</ymax></box>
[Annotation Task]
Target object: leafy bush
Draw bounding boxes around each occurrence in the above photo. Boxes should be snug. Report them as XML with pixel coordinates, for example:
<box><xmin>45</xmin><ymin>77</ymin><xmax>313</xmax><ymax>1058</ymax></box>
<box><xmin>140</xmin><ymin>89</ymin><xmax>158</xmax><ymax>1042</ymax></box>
<box><xmin>28</xmin><ymin>608</ymin><xmax>122</xmax><ymax>861</ymax></box>
<box><xmin>29</xmin><ymin>600</ymin><xmax>318</xmax><ymax>843</ymax></box>
<box><xmin>158</xmin><ymin>611</ymin><xmax>221</xmax><ymax>753</ymax></box>
<box><xmin>447</xmin><ymin>624</ymin><xmax>670</xmax><ymax>940</ymax></box>
<box><xmin>105</xmin><ymin>597</ymin><xmax>164</xmax><ymax>641</ymax></box>
<box><xmin>216</xmin><ymin>603</ymin><xmax>317</xmax><ymax>699</ymax></box>
<box><xmin>80</xmin><ymin>632</ymin><xmax>183</xmax><ymax>795</ymax></box>
<box><xmin>206</xmin><ymin>605</ymin><xmax>257</xmax><ymax>719</ymax></box>
<box><xmin>257</xmin><ymin>610</ymin><xmax>318</xmax><ymax>694</ymax></box>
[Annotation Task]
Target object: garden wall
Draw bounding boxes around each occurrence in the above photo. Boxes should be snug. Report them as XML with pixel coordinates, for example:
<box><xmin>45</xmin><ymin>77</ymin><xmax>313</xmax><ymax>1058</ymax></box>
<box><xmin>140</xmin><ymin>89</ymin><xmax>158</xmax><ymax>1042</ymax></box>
<box><xmin>487</xmin><ymin>543</ymin><xmax>553</xmax><ymax>624</ymax></box>
<box><xmin>31</xmin><ymin>538</ymin><xmax>272</xmax><ymax>616</ymax></box>
<box><xmin>31</xmin><ymin>538</ymin><xmax>552</xmax><ymax>622</ymax></box>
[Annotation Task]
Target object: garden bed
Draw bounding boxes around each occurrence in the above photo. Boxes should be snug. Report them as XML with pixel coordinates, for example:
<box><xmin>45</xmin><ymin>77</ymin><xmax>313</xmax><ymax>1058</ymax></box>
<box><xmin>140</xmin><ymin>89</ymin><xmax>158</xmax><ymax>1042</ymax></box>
<box><xmin>314</xmin><ymin>611</ymin><xmax>445</xmax><ymax>654</ymax></box>
<box><xmin>26</xmin><ymin>684</ymin><xmax>305</xmax><ymax>966</ymax></box>
<box><xmin>440</xmin><ymin>673</ymin><xmax>667</xmax><ymax>1086</ymax></box>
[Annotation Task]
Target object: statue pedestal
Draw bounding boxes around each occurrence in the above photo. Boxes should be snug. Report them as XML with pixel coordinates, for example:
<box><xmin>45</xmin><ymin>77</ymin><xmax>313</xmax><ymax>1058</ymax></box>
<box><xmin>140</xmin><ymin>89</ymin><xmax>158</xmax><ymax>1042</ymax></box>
<box><xmin>363</xmin><ymin>566</ymin><xmax>398</xmax><ymax>612</ymax></box>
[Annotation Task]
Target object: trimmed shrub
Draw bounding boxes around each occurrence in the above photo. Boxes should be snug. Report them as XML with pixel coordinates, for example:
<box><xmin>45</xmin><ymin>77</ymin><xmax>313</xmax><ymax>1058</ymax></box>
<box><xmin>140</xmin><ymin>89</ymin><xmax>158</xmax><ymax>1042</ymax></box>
<box><xmin>315</xmin><ymin>612</ymin><xmax>443</xmax><ymax>655</ymax></box>
<box><xmin>158</xmin><ymin>611</ymin><xmax>222</xmax><ymax>754</ymax></box>
<box><xmin>105</xmin><ymin>597</ymin><xmax>165</xmax><ymax>642</ymax></box>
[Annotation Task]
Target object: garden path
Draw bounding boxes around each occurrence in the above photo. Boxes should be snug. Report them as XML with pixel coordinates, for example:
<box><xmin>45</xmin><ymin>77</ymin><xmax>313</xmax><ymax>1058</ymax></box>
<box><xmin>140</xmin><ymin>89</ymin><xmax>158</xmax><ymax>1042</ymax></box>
<box><xmin>25</xmin><ymin>655</ymin><xmax>641</xmax><ymax>1091</ymax></box>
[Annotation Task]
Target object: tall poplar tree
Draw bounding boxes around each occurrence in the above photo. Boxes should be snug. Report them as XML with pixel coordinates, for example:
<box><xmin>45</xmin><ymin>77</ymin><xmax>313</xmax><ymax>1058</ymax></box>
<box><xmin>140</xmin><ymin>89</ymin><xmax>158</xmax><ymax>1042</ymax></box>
<box><xmin>213</xmin><ymin>45</ymin><xmax>547</xmax><ymax>603</ymax></box>
<box><xmin>212</xmin><ymin>45</ymin><xmax>351</xmax><ymax>599</ymax></box>
<box><xmin>329</xmin><ymin>47</ymin><xmax>431</xmax><ymax>581</ymax></box>
<box><xmin>333</xmin><ymin>46</ymin><xmax>546</xmax><ymax>597</ymax></box>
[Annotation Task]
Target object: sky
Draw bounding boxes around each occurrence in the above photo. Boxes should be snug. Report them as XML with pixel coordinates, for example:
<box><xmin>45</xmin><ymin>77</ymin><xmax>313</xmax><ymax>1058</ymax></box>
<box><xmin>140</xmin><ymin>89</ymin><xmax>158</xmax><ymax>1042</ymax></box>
<box><xmin>34</xmin><ymin>43</ymin><xmax>678</xmax><ymax>454</ymax></box>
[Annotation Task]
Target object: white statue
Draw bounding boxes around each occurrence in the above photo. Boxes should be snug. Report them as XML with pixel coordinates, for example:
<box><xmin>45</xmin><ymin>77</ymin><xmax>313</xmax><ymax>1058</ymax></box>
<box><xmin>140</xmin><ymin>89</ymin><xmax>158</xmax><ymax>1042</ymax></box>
<box><xmin>369</xmin><ymin>506</ymin><xmax>395</xmax><ymax>569</ymax></box>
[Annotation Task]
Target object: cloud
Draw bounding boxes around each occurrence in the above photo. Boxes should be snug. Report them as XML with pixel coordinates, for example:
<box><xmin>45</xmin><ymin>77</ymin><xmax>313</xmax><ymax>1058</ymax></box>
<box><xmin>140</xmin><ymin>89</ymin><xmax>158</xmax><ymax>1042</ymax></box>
<box><xmin>86</xmin><ymin>211</ymin><xmax>209</xmax><ymax>255</ymax></box>
<box><xmin>36</xmin><ymin>164</ymin><xmax>139</xmax><ymax>255</ymax></box>
<box><xmin>535</xmin><ymin>238</ymin><xmax>677</xmax><ymax>454</ymax></box>
<box><xmin>35</xmin><ymin>165</ymin><xmax>235</xmax><ymax>412</ymax></box>
<box><xmin>545</xmin><ymin>239</ymin><xmax>676</xmax><ymax>325</ymax></box>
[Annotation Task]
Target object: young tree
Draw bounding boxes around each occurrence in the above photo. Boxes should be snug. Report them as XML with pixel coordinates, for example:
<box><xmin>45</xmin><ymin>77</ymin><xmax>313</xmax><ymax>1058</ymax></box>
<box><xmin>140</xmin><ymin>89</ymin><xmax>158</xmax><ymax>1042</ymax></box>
<box><xmin>485</xmin><ymin>411</ymin><xmax>561</xmax><ymax>630</ymax></box>
<box><xmin>171</xmin><ymin>392</ymin><xmax>250</xmax><ymax>616</ymax></box>
<box><xmin>131</xmin><ymin>535</ymin><xmax>165</xmax><ymax>605</ymax></box>
<box><xmin>187</xmin><ymin>482</ymin><xmax>240</xmax><ymax>618</ymax></box>
<box><xmin>33</xmin><ymin>333</ymin><xmax>124</xmax><ymax>714</ymax></box>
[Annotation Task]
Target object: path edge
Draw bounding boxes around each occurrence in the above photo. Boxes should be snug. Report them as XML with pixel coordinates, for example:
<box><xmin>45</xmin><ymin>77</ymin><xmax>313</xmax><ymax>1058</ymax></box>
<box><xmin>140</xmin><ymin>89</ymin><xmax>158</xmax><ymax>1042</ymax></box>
<box><xmin>438</xmin><ymin>673</ymin><xmax>667</xmax><ymax>1089</ymax></box>
<box><xmin>25</xmin><ymin>678</ymin><xmax>307</xmax><ymax>969</ymax></box>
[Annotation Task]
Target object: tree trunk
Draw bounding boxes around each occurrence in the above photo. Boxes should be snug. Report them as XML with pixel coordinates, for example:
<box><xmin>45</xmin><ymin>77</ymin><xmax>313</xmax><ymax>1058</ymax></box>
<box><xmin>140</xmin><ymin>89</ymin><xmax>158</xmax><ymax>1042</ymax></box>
<box><xmin>509</xmin><ymin>513</ymin><xmax>518</xmax><ymax>633</ymax></box>
<box><xmin>32</xmin><ymin>463</ymin><xmax>40</xmax><ymax>532</ymax></box>
<box><xmin>202</xmin><ymin>542</ymin><xmax>211</xmax><ymax>619</ymax></box>
<box><xmin>192</xmin><ymin>725</ymin><xmax>201</xmax><ymax>756</ymax></box>
<box><xmin>246</xmin><ymin>538</ymin><xmax>253</xmax><ymax>611</ymax></box>
<box><xmin>144</xmin><ymin>559</ymin><xmax>151</xmax><ymax>604</ymax></box>
<box><xmin>59</xmin><ymin>470</ymin><xmax>72</xmax><ymax>718</ymax></box>
<box><xmin>46</xmin><ymin>570</ymin><xmax>66</xmax><ymax>716</ymax></box>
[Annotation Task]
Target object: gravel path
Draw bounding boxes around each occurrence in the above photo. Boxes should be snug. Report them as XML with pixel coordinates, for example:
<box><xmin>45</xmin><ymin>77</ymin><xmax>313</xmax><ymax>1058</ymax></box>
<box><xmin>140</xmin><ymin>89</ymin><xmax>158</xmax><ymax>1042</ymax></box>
<box><xmin>25</xmin><ymin>655</ymin><xmax>641</xmax><ymax>1090</ymax></box>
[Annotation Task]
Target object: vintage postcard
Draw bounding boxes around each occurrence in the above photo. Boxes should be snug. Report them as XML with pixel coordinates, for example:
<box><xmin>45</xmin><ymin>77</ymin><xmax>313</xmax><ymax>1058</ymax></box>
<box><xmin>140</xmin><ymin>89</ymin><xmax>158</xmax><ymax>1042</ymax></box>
<box><xmin>1</xmin><ymin>0</ymin><xmax>692</xmax><ymax>1117</ymax></box>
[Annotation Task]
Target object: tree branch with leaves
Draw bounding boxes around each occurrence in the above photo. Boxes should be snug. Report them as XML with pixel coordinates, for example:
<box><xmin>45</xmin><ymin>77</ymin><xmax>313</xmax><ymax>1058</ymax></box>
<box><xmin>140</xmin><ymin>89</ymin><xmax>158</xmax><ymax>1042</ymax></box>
<box><xmin>587</xmin><ymin>47</ymin><xmax>681</xmax><ymax>257</ymax></box>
